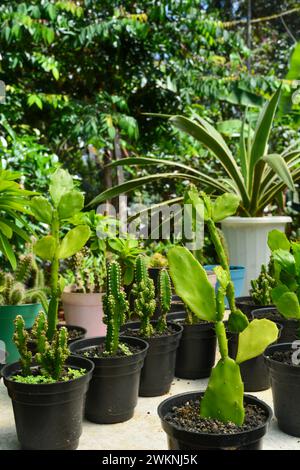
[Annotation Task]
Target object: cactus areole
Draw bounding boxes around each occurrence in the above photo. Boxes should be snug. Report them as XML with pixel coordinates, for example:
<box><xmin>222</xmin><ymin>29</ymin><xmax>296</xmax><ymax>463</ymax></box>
<box><xmin>168</xmin><ymin>191</ymin><xmax>279</xmax><ymax>426</ymax></box>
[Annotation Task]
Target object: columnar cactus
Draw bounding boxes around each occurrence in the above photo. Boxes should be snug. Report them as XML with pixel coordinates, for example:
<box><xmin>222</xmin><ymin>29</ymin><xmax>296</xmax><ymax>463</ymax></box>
<box><xmin>33</xmin><ymin>311</ymin><xmax>69</xmax><ymax>380</ymax></box>
<box><xmin>156</xmin><ymin>268</ymin><xmax>172</xmax><ymax>333</ymax></box>
<box><xmin>251</xmin><ymin>261</ymin><xmax>275</xmax><ymax>305</ymax></box>
<box><xmin>13</xmin><ymin>315</ymin><xmax>32</xmax><ymax>376</ymax></box>
<box><xmin>103</xmin><ymin>261</ymin><xmax>129</xmax><ymax>355</ymax></box>
<box><xmin>132</xmin><ymin>255</ymin><xmax>156</xmax><ymax>337</ymax></box>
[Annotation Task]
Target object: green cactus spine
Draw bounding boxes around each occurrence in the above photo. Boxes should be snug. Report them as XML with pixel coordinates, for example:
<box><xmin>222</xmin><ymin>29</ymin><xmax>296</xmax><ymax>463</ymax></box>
<box><xmin>251</xmin><ymin>261</ymin><xmax>275</xmax><ymax>305</ymax></box>
<box><xmin>132</xmin><ymin>255</ymin><xmax>156</xmax><ymax>337</ymax></box>
<box><xmin>103</xmin><ymin>261</ymin><xmax>129</xmax><ymax>355</ymax></box>
<box><xmin>157</xmin><ymin>268</ymin><xmax>172</xmax><ymax>333</ymax></box>
<box><xmin>13</xmin><ymin>315</ymin><xmax>32</xmax><ymax>376</ymax></box>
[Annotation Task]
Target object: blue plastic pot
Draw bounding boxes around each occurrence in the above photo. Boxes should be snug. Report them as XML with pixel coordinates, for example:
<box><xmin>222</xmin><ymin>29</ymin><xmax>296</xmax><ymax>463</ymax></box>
<box><xmin>204</xmin><ymin>265</ymin><xmax>245</xmax><ymax>306</ymax></box>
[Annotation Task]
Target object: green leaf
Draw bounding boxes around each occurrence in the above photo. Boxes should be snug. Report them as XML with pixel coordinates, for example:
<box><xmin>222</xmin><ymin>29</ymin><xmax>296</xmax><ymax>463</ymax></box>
<box><xmin>250</xmin><ymin>87</ymin><xmax>281</xmax><ymax>168</ymax></box>
<box><xmin>227</xmin><ymin>309</ymin><xmax>249</xmax><ymax>333</ymax></box>
<box><xmin>263</xmin><ymin>154</ymin><xmax>295</xmax><ymax>191</ymax></box>
<box><xmin>272</xmin><ymin>249</ymin><xmax>295</xmax><ymax>275</ymax></box>
<box><xmin>236</xmin><ymin>319</ymin><xmax>279</xmax><ymax>364</ymax></box>
<box><xmin>34</xmin><ymin>235</ymin><xmax>56</xmax><ymax>261</ymax></box>
<box><xmin>200</xmin><ymin>357</ymin><xmax>244</xmax><ymax>425</ymax></box>
<box><xmin>272</xmin><ymin>287</ymin><xmax>300</xmax><ymax>319</ymax></box>
<box><xmin>31</xmin><ymin>196</ymin><xmax>53</xmax><ymax>224</ymax></box>
<box><xmin>0</xmin><ymin>221</ymin><xmax>13</xmax><ymax>239</ymax></box>
<box><xmin>286</xmin><ymin>43</ymin><xmax>300</xmax><ymax>80</ymax></box>
<box><xmin>168</xmin><ymin>246</ymin><xmax>216</xmax><ymax>322</ymax></box>
<box><xmin>58</xmin><ymin>225</ymin><xmax>91</xmax><ymax>259</ymax></box>
<box><xmin>49</xmin><ymin>169</ymin><xmax>74</xmax><ymax>207</ymax></box>
<box><xmin>58</xmin><ymin>190</ymin><xmax>84</xmax><ymax>219</ymax></box>
<box><xmin>268</xmin><ymin>229</ymin><xmax>290</xmax><ymax>251</ymax></box>
<box><xmin>0</xmin><ymin>232</ymin><xmax>16</xmax><ymax>269</ymax></box>
<box><xmin>170</xmin><ymin>115</ymin><xmax>248</xmax><ymax>205</ymax></box>
<box><xmin>212</xmin><ymin>193</ymin><xmax>240</xmax><ymax>222</ymax></box>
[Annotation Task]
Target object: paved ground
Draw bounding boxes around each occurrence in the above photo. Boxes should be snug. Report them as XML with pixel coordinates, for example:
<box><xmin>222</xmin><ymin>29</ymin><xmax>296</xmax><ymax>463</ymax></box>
<box><xmin>1</xmin><ymin>376</ymin><xmax>299</xmax><ymax>450</ymax></box>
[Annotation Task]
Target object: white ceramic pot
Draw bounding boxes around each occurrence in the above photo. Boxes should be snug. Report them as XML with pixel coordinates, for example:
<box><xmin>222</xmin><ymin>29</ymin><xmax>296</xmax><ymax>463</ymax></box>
<box><xmin>62</xmin><ymin>291</ymin><xmax>106</xmax><ymax>338</ymax></box>
<box><xmin>221</xmin><ymin>216</ymin><xmax>292</xmax><ymax>295</ymax></box>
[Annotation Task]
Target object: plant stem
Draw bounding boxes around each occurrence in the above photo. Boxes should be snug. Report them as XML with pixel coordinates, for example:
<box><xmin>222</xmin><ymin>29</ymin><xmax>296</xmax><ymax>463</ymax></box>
<box><xmin>48</xmin><ymin>210</ymin><xmax>59</xmax><ymax>341</ymax></box>
<box><xmin>206</xmin><ymin>219</ymin><xmax>229</xmax><ymax>274</ymax></box>
<box><xmin>215</xmin><ymin>321</ymin><xmax>228</xmax><ymax>360</ymax></box>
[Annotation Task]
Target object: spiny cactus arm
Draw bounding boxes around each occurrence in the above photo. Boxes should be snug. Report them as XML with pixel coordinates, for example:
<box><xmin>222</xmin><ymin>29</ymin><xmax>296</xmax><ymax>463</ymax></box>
<box><xmin>32</xmin><ymin>311</ymin><xmax>48</xmax><ymax>355</ymax></box>
<box><xmin>53</xmin><ymin>327</ymin><xmax>70</xmax><ymax>380</ymax></box>
<box><xmin>13</xmin><ymin>315</ymin><xmax>32</xmax><ymax>376</ymax></box>
<box><xmin>15</xmin><ymin>254</ymin><xmax>34</xmax><ymax>284</ymax></box>
<box><xmin>24</xmin><ymin>288</ymin><xmax>49</xmax><ymax>313</ymax></box>
<box><xmin>103</xmin><ymin>293</ymin><xmax>117</xmax><ymax>354</ymax></box>
<box><xmin>157</xmin><ymin>269</ymin><xmax>171</xmax><ymax>333</ymax></box>
<box><xmin>9</xmin><ymin>283</ymin><xmax>25</xmax><ymax>305</ymax></box>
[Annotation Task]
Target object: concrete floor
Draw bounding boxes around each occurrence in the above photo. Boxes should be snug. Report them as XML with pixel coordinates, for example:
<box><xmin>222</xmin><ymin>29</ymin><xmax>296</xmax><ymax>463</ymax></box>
<box><xmin>0</xmin><ymin>376</ymin><xmax>300</xmax><ymax>450</ymax></box>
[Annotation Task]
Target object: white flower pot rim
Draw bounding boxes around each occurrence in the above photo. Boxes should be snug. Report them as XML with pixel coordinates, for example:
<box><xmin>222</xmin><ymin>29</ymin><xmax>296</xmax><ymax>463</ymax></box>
<box><xmin>221</xmin><ymin>216</ymin><xmax>292</xmax><ymax>226</ymax></box>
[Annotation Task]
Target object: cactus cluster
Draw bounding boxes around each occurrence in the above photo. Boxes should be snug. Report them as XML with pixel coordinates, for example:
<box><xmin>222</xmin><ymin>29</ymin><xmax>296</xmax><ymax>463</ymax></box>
<box><xmin>132</xmin><ymin>256</ymin><xmax>156</xmax><ymax>337</ymax></box>
<box><xmin>14</xmin><ymin>312</ymin><xmax>70</xmax><ymax>381</ymax></box>
<box><xmin>66</xmin><ymin>248</ymin><xmax>105</xmax><ymax>293</ymax></box>
<box><xmin>131</xmin><ymin>255</ymin><xmax>172</xmax><ymax>336</ymax></box>
<box><xmin>0</xmin><ymin>254</ymin><xmax>48</xmax><ymax>310</ymax></box>
<box><xmin>251</xmin><ymin>260</ymin><xmax>276</xmax><ymax>306</ymax></box>
<box><xmin>103</xmin><ymin>261</ymin><xmax>129</xmax><ymax>355</ymax></box>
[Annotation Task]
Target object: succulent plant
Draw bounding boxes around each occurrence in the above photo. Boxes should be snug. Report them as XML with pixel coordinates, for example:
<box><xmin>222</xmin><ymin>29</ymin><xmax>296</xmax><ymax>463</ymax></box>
<box><xmin>14</xmin><ymin>311</ymin><xmax>70</xmax><ymax>381</ymax></box>
<box><xmin>149</xmin><ymin>252</ymin><xmax>168</xmax><ymax>268</ymax></box>
<box><xmin>0</xmin><ymin>254</ymin><xmax>48</xmax><ymax>310</ymax></box>
<box><xmin>132</xmin><ymin>255</ymin><xmax>156</xmax><ymax>337</ymax></box>
<box><xmin>168</xmin><ymin>191</ymin><xmax>279</xmax><ymax>425</ymax></box>
<box><xmin>103</xmin><ymin>261</ymin><xmax>129</xmax><ymax>355</ymax></box>
<box><xmin>156</xmin><ymin>268</ymin><xmax>172</xmax><ymax>333</ymax></box>
<box><xmin>251</xmin><ymin>260</ymin><xmax>276</xmax><ymax>306</ymax></box>
<box><xmin>65</xmin><ymin>247</ymin><xmax>105</xmax><ymax>293</ymax></box>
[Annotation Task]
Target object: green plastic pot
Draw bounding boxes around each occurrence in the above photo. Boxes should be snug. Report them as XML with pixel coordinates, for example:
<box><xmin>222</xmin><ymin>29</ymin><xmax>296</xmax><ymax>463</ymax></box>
<box><xmin>0</xmin><ymin>303</ymin><xmax>41</xmax><ymax>364</ymax></box>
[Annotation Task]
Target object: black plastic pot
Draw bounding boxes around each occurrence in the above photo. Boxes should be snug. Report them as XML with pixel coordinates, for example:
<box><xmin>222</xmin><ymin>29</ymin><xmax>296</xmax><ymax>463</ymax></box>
<box><xmin>158</xmin><ymin>391</ymin><xmax>272</xmax><ymax>450</ymax></box>
<box><xmin>235</xmin><ymin>296</ymin><xmax>273</xmax><ymax>319</ymax></box>
<box><xmin>252</xmin><ymin>307</ymin><xmax>300</xmax><ymax>343</ymax></box>
<box><xmin>175</xmin><ymin>320</ymin><xmax>216</xmax><ymax>380</ymax></box>
<box><xmin>1</xmin><ymin>355</ymin><xmax>94</xmax><ymax>450</ymax></box>
<box><xmin>264</xmin><ymin>342</ymin><xmax>300</xmax><ymax>437</ymax></box>
<box><xmin>69</xmin><ymin>336</ymin><xmax>148</xmax><ymax>423</ymax></box>
<box><xmin>121</xmin><ymin>321</ymin><xmax>183</xmax><ymax>397</ymax></box>
<box><xmin>227</xmin><ymin>323</ymin><xmax>282</xmax><ymax>392</ymax></box>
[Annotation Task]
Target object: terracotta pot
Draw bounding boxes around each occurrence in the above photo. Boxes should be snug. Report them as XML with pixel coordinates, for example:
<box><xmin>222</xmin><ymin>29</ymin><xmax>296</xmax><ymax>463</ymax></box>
<box><xmin>62</xmin><ymin>291</ymin><xmax>106</xmax><ymax>338</ymax></box>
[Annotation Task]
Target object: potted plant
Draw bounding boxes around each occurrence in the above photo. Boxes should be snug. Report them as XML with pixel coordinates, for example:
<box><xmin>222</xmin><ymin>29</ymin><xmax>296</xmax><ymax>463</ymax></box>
<box><xmin>69</xmin><ymin>261</ymin><xmax>148</xmax><ymax>424</ymax></box>
<box><xmin>0</xmin><ymin>253</ymin><xmax>48</xmax><ymax>363</ymax></box>
<box><xmin>62</xmin><ymin>247</ymin><xmax>106</xmax><ymax>337</ymax></box>
<box><xmin>264</xmin><ymin>341</ymin><xmax>300</xmax><ymax>437</ymax></box>
<box><xmin>31</xmin><ymin>168</ymin><xmax>91</xmax><ymax>341</ymax></box>
<box><xmin>1</xmin><ymin>312</ymin><xmax>94</xmax><ymax>449</ymax></box>
<box><xmin>122</xmin><ymin>255</ymin><xmax>183</xmax><ymax>396</ymax></box>
<box><xmin>235</xmin><ymin>260</ymin><xmax>276</xmax><ymax>318</ymax></box>
<box><xmin>158</xmin><ymin>193</ymin><xmax>279</xmax><ymax>450</ymax></box>
<box><xmin>252</xmin><ymin>229</ymin><xmax>300</xmax><ymax>342</ymax></box>
<box><xmin>91</xmin><ymin>87</ymin><xmax>297</xmax><ymax>293</ymax></box>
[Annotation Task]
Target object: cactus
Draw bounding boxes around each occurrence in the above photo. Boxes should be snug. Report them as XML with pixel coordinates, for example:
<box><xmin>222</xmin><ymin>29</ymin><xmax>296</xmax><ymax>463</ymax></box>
<box><xmin>168</xmin><ymin>191</ymin><xmax>279</xmax><ymax>425</ymax></box>
<box><xmin>13</xmin><ymin>315</ymin><xmax>32</xmax><ymax>376</ymax></box>
<box><xmin>251</xmin><ymin>261</ymin><xmax>276</xmax><ymax>305</ymax></box>
<box><xmin>132</xmin><ymin>255</ymin><xmax>156</xmax><ymax>337</ymax></box>
<box><xmin>149</xmin><ymin>252</ymin><xmax>168</xmax><ymax>268</ymax></box>
<box><xmin>0</xmin><ymin>254</ymin><xmax>48</xmax><ymax>311</ymax></box>
<box><xmin>65</xmin><ymin>248</ymin><xmax>105</xmax><ymax>294</ymax></box>
<box><xmin>32</xmin><ymin>311</ymin><xmax>70</xmax><ymax>380</ymax></box>
<box><xmin>103</xmin><ymin>261</ymin><xmax>129</xmax><ymax>355</ymax></box>
<box><xmin>156</xmin><ymin>269</ymin><xmax>172</xmax><ymax>333</ymax></box>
